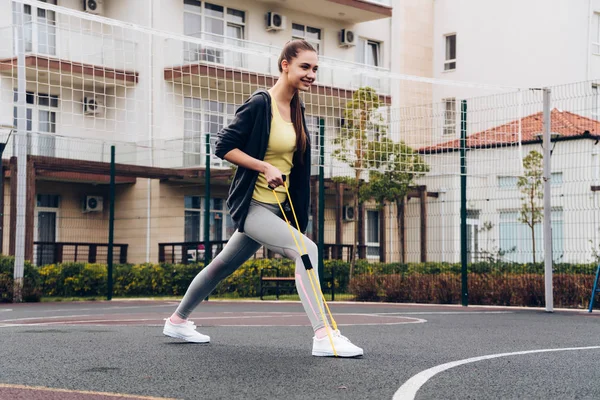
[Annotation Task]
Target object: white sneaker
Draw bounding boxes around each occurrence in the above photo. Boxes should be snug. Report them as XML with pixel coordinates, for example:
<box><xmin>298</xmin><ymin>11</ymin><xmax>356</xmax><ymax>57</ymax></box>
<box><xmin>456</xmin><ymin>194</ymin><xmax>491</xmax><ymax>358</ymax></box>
<box><xmin>163</xmin><ymin>318</ymin><xmax>210</xmax><ymax>343</ymax></box>
<box><xmin>312</xmin><ymin>330</ymin><xmax>363</xmax><ymax>357</ymax></box>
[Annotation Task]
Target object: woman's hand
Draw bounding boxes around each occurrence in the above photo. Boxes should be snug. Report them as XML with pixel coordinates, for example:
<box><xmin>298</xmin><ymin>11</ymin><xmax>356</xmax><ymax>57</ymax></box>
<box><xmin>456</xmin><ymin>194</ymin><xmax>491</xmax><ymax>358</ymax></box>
<box><xmin>262</xmin><ymin>163</ymin><xmax>284</xmax><ymax>190</ymax></box>
<box><xmin>223</xmin><ymin>149</ymin><xmax>284</xmax><ymax>189</ymax></box>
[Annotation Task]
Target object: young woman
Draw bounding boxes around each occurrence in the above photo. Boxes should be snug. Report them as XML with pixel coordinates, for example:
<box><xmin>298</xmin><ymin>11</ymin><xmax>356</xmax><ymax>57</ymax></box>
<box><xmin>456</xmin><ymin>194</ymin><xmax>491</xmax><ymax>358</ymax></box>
<box><xmin>163</xmin><ymin>39</ymin><xmax>363</xmax><ymax>358</ymax></box>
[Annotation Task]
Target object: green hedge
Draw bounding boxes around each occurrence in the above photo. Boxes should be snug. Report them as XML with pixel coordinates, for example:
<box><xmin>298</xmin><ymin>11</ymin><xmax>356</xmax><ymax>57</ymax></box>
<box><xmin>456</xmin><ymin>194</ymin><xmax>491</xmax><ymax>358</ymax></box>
<box><xmin>0</xmin><ymin>256</ymin><xmax>42</xmax><ymax>302</ymax></box>
<box><xmin>0</xmin><ymin>255</ymin><xmax>597</xmax><ymax>308</ymax></box>
<box><xmin>350</xmin><ymin>272</ymin><xmax>596</xmax><ymax>308</ymax></box>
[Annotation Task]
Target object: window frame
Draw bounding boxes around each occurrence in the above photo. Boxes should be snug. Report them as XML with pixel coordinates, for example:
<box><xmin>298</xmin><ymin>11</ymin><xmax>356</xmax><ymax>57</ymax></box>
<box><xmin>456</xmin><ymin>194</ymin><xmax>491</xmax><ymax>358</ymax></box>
<box><xmin>291</xmin><ymin>23</ymin><xmax>322</xmax><ymax>54</ymax></box>
<box><xmin>365</xmin><ymin>209</ymin><xmax>380</xmax><ymax>259</ymax></box>
<box><xmin>12</xmin><ymin>0</ymin><xmax>57</xmax><ymax>55</ymax></box>
<box><xmin>13</xmin><ymin>90</ymin><xmax>58</xmax><ymax>157</ymax></box>
<box><xmin>593</xmin><ymin>12</ymin><xmax>600</xmax><ymax>55</ymax></box>
<box><xmin>442</xmin><ymin>97</ymin><xmax>456</xmax><ymax>136</ymax></box>
<box><xmin>183</xmin><ymin>0</ymin><xmax>246</xmax><ymax>65</ymax></box>
<box><xmin>444</xmin><ymin>33</ymin><xmax>457</xmax><ymax>71</ymax></box>
<box><xmin>183</xmin><ymin>97</ymin><xmax>235</xmax><ymax>167</ymax></box>
<box><xmin>498</xmin><ymin>209</ymin><xmax>564</xmax><ymax>263</ymax></box>
<box><xmin>356</xmin><ymin>37</ymin><xmax>381</xmax><ymax>67</ymax></box>
<box><xmin>184</xmin><ymin>196</ymin><xmax>233</xmax><ymax>242</ymax></box>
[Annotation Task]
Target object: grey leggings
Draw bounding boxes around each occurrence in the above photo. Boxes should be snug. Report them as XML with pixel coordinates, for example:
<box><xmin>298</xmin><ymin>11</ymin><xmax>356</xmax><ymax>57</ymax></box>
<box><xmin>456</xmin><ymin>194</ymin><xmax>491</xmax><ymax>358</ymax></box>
<box><xmin>175</xmin><ymin>200</ymin><xmax>326</xmax><ymax>331</ymax></box>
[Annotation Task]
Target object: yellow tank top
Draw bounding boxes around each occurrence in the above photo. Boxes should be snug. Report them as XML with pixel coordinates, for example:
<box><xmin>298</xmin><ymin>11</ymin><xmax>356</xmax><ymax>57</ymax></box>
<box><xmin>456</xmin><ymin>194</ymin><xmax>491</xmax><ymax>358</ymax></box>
<box><xmin>252</xmin><ymin>95</ymin><xmax>296</xmax><ymax>203</ymax></box>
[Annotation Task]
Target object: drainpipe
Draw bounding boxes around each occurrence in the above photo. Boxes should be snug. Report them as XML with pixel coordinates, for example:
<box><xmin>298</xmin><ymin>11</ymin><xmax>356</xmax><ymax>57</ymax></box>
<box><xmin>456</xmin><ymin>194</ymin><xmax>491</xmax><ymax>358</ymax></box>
<box><xmin>146</xmin><ymin>0</ymin><xmax>155</xmax><ymax>262</ymax></box>
<box><xmin>587</xmin><ymin>0</ymin><xmax>593</xmax><ymax>81</ymax></box>
<box><xmin>439</xmin><ymin>187</ymin><xmax>447</xmax><ymax>262</ymax></box>
<box><xmin>593</xmin><ymin>145</ymin><xmax>599</xmax><ymax>259</ymax></box>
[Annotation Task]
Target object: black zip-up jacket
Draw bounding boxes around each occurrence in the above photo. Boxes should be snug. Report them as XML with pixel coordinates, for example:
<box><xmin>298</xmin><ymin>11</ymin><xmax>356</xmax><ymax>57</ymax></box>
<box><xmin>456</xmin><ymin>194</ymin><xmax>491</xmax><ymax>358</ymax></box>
<box><xmin>214</xmin><ymin>89</ymin><xmax>311</xmax><ymax>233</ymax></box>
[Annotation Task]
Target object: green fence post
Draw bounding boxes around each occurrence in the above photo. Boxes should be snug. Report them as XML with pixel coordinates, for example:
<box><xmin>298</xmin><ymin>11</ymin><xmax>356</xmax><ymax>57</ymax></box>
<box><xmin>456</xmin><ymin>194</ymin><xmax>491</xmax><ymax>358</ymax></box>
<box><xmin>204</xmin><ymin>133</ymin><xmax>212</xmax><ymax>265</ymax></box>
<box><xmin>107</xmin><ymin>145</ymin><xmax>115</xmax><ymax>300</ymax></box>
<box><xmin>460</xmin><ymin>100</ymin><xmax>468</xmax><ymax>307</ymax></box>
<box><xmin>318</xmin><ymin>118</ymin><xmax>325</xmax><ymax>294</ymax></box>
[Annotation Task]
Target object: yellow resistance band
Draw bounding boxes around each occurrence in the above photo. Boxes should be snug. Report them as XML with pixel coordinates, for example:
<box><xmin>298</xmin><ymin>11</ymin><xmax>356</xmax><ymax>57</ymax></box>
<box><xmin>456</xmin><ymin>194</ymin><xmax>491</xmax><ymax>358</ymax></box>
<box><xmin>271</xmin><ymin>182</ymin><xmax>339</xmax><ymax>356</ymax></box>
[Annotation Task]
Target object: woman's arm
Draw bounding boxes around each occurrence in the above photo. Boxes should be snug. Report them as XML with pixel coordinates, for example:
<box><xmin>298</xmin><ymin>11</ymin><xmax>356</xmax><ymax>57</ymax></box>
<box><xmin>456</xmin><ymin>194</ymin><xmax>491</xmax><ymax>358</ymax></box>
<box><xmin>224</xmin><ymin>149</ymin><xmax>284</xmax><ymax>188</ymax></box>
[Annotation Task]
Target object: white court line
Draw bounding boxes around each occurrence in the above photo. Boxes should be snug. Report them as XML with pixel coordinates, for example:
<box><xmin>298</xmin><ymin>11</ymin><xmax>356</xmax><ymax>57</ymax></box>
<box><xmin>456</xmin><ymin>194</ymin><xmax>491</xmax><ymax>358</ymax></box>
<box><xmin>0</xmin><ymin>313</ymin><xmax>427</xmax><ymax>327</ymax></box>
<box><xmin>0</xmin><ymin>309</ymin><xmax>12</xmax><ymax>312</ymax></box>
<box><xmin>393</xmin><ymin>346</ymin><xmax>600</xmax><ymax>400</ymax></box>
<box><xmin>20</xmin><ymin>304</ymin><xmax>177</xmax><ymax>313</ymax></box>
<box><xmin>378</xmin><ymin>311</ymin><xmax>513</xmax><ymax>315</ymax></box>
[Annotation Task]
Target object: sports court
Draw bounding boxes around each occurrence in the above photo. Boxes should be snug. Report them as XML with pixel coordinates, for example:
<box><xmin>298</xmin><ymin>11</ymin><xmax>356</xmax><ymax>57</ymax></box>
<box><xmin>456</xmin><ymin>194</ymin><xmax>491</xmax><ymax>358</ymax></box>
<box><xmin>1</xmin><ymin>300</ymin><xmax>599</xmax><ymax>400</ymax></box>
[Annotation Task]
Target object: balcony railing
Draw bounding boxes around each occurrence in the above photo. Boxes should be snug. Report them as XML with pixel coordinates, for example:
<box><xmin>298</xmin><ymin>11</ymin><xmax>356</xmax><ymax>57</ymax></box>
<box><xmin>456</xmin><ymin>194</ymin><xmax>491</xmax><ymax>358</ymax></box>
<box><xmin>165</xmin><ymin>32</ymin><xmax>391</xmax><ymax>94</ymax></box>
<box><xmin>0</xmin><ymin>21</ymin><xmax>137</xmax><ymax>72</ymax></box>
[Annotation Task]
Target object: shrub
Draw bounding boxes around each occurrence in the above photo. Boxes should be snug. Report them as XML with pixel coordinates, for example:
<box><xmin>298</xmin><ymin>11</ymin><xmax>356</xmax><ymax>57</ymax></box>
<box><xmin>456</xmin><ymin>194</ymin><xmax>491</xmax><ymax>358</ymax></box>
<box><xmin>0</xmin><ymin>255</ymin><xmax>42</xmax><ymax>302</ymax></box>
<box><xmin>348</xmin><ymin>275</ymin><xmax>380</xmax><ymax>301</ymax></box>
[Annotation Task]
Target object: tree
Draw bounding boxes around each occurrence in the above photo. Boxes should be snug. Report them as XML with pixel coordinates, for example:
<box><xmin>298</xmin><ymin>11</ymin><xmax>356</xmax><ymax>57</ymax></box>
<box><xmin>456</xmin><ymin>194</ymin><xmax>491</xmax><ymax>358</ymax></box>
<box><xmin>517</xmin><ymin>150</ymin><xmax>544</xmax><ymax>263</ymax></box>
<box><xmin>477</xmin><ymin>221</ymin><xmax>516</xmax><ymax>263</ymax></box>
<box><xmin>332</xmin><ymin>87</ymin><xmax>385</xmax><ymax>278</ymax></box>
<box><xmin>359</xmin><ymin>139</ymin><xmax>429</xmax><ymax>262</ymax></box>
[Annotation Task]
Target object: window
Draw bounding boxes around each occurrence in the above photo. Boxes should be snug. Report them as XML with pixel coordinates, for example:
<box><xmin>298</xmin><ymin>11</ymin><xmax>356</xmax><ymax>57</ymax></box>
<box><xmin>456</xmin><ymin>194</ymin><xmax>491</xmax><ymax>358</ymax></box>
<box><xmin>592</xmin><ymin>83</ymin><xmax>600</xmax><ymax>118</ymax></box>
<box><xmin>593</xmin><ymin>13</ymin><xmax>600</xmax><ymax>55</ymax></box>
<box><xmin>498</xmin><ymin>176</ymin><xmax>518</xmax><ymax>189</ymax></box>
<box><xmin>466</xmin><ymin>210</ymin><xmax>480</xmax><ymax>263</ymax></box>
<box><xmin>292</xmin><ymin>23</ymin><xmax>322</xmax><ymax>54</ymax></box>
<box><xmin>499</xmin><ymin>210</ymin><xmax>564</xmax><ymax>263</ymax></box>
<box><xmin>444</xmin><ymin>34</ymin><xmax>456</xmax><ymax>71</ymax></box>
<box><xmin>184</xmin><ymin>196</ymin><xmax>234</xmax><ymax>242</ymax></box>
<box><xmin>366</xmin><ymin>209</ymin><xmax>380</xmax><ymax>258</ymax></box>
<box><xmin>443</xmin><ymin>98</ymin><xmax>456</xmax><ymax>136</ymax></box>
<box><xmin>13</xmin><ymin>90</ymin><xmax>57</xmax><ymax>157</ymax></box>
<box><xmin>498</xmin><ymin>172</ymin><xmax>563</xmax><ymax>189</ymax></box>
<box><xmin>356</xmin><ymin>38</ymin><xmax>382</xmax><ymax>89</ymax></box>
<box><xmin>305</xmin><ymin>115</ymin><xmax>323</xmax><ymax>176</ymax></box>
<box><xmin>183</xmin><ymin>98</ymin><xmax>235</xmax><ymax>167</ymax></box>
<box><xmin>35</xmin><ymin>194</ymin><xmax>59</xmax><ymax>266</ymax></box>
<box><xmin>12</xmin><ymin>0</ymin><xmax>57</xmax><ymax>55</ymax></box>
<box><xmin>357</xmin><ymin>38</ymin><xmax>381</xmax><ymax>67</ymax></box>
<box><xmin>183</xmin><ymin>0</ymin><xmax>246</xmax><ymax>66</ymax></box>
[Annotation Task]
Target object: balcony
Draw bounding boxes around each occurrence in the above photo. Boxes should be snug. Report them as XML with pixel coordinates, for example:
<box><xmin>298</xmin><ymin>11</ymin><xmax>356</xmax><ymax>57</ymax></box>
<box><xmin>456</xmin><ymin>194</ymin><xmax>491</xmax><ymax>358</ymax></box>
<box><xmin>0</xmin><ymin>23</ymin><xmax>138</xmax><ymax>87</ymax></box>
<box><xmin>254</xmin><ymin>0</ymin><xmax>392</xmax><ymax>23</ymax></box>
<box><xmin>163</xmin><ymin>32</ymin><xmax>392</xmax><ymax>108</ymax></box>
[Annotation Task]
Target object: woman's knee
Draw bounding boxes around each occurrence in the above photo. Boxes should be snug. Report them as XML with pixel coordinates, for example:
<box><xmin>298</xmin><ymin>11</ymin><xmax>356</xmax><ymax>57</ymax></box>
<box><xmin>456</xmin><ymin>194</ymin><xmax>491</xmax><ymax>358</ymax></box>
<box><xmin>305</xmin><ymin>238</ymin><xmax>318</xmax><ymax>257</ymax></box>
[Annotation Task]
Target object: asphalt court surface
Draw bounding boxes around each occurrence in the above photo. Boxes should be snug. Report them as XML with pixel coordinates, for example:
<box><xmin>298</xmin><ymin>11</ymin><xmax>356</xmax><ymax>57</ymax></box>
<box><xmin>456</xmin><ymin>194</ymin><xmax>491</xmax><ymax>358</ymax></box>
<box><xmin>1</xmin><ymin>300</ymin><xmax>599</xmax><ymax>399</ymax></box>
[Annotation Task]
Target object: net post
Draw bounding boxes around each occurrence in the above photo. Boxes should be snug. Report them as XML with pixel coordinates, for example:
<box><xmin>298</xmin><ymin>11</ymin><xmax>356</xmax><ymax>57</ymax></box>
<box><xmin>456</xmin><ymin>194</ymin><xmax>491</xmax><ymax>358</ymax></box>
<box><xmin>460</xmin><ymin>99</ymin><xmax>468</xmax><ymax>307</ymax></box>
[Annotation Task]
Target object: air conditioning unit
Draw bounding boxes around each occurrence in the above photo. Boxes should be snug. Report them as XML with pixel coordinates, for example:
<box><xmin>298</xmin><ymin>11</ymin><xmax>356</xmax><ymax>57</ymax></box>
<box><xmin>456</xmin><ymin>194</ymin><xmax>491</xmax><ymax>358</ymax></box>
<box><xmin>339</xmin><ymin>29</ymin><xmax>356</xmax><ymax>47</ymax></box>
<box><xmin>83</xmin><ymin>0</ymin><xmax>104</xmax><ymax>15</ymax></box>
<box><xmin>83</xmin><ymin>96</ymin><xmax>104</xmax><ymax>116</ymax></box>
<box><xmin>343</xmin><ymin>205</ymin><xmax>356</xmax><ymax>221</ymax></box>
<box><xmin>266</xmin><ymin>12</ymin><xmax>286</xmax><ymax>32</ymax></box>
<box><xmin>83</xmin><ymin>196</ymin><xmax>103</xmax><ymax>213</ymax></box>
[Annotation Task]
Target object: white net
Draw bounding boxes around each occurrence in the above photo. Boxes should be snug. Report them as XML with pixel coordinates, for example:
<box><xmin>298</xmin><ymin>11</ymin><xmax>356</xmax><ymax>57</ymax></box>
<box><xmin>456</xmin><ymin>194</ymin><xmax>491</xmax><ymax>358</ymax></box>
<box><xmin>2</xmin><ymin>0</ymin><xmax>524</xmax><ymax>268</ymax></box>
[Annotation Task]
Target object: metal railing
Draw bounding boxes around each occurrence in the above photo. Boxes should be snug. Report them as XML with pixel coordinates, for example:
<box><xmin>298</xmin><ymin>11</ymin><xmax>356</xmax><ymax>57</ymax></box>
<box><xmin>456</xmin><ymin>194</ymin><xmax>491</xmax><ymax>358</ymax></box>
<box><xmin>33</xmin><ymin>242</ymin><xmax>128</xmax><ymax>266</ymax></box>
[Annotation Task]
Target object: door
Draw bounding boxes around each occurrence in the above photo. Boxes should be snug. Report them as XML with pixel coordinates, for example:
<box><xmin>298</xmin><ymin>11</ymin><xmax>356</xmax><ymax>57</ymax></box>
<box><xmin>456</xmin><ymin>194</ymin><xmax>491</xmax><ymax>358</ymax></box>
<box><xmin>37</xmin><ymin>211</ymin><xmax>56</xmax><ymax>265</ymax></box>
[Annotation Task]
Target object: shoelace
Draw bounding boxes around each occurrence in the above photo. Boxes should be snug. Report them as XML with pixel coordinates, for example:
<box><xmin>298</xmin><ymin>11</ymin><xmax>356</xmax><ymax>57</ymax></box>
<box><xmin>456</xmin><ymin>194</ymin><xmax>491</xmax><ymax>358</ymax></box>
<box><xmin>332</xmin><ymin>330</ymin><xmax>350</xmax><ymax>342</ymax></box>
<box><xmin>165</xmin><ymin>318</ymin><xmax>197</xmax><ymax>329</ymax></box>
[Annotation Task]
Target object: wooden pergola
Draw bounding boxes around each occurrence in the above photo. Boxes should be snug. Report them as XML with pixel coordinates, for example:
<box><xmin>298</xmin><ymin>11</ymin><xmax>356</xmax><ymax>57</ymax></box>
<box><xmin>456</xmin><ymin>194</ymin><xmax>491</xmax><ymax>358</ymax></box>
<box><xmin>0</xmin><ymin>155</ymin><xmax>230</xmax><ymax>261</ymax></box>
<box><xmin>309</xmin><ymin>177</ymin><xmax>438</xmax><ymax>263</ymax></box>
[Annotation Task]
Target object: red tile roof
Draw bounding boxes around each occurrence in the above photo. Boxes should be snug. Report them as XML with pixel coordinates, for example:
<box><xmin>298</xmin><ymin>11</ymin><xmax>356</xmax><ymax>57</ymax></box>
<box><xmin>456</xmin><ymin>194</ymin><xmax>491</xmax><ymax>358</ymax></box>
<box><xmin>419</xmin><ymin>109</ymin><xmax>600</xmax><ymax>153</ymax></box>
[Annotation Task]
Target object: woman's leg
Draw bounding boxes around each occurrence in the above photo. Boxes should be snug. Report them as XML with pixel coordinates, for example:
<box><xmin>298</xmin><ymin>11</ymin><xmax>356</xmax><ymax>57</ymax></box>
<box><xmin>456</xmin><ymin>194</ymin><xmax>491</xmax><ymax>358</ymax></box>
<box><xmin>243</xmin><ymin>201</ymin><xmax>327</xmax><ymax>332</ymax></box>
<box><xmin>173</xmin><ymin>230</ymin><xmax>262</xmax><ymax>320</ymax></box>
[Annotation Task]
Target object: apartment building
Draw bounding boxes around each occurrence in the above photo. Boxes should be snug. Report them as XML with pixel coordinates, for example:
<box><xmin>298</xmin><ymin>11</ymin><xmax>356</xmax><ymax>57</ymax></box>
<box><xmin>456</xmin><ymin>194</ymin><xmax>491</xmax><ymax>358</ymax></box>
<box><xmin>0</xmin><ymin>0</ymin><xmax>400</xmax><ymax>265</ymax></box>
<box><xmin>408</xmin><ymin>0</ymin><xmax>600</xmax><ymax>264</ymax></box>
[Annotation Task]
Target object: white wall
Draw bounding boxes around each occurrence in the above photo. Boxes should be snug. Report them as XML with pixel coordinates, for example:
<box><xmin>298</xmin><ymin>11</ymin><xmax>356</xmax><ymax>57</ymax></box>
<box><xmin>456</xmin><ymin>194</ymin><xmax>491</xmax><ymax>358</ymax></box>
<box><xmin>414</xmin><ymin>139</ymin><xmax>600</xmax><ymax>264</ymax></box>
<box><xmin>434</xmin><ymin>0</ymin><xmax>596</xmax><ymax>92</ymax></box>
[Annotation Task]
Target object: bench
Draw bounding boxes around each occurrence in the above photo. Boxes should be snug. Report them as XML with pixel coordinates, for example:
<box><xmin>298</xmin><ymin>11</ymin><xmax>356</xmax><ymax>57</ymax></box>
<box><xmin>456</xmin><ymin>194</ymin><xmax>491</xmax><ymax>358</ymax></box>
<box><xmin>260</xmin><ymin>268</ymin><xmax>296</xmax><ymax>300</ymax></box>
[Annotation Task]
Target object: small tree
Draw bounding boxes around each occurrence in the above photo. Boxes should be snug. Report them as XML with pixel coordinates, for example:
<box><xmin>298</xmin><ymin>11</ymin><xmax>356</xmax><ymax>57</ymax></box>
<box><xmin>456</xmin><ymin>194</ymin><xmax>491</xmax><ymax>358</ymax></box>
<box><xmin>332</xmin><ymin>87</ymin><xmax>385</xmax><ymax>278</ymax></box>
<box><xmin>477</xmin><ymin>221</ymin><xmax>516</xmax><ymax>263</ymax></box>
<box><xmin>359</xmin><ymin>139</ymin><xmax>429</xmax><ymax>261</ymax></box>
<box><xmin>517</xmin><ymin>150</ymin><xmax>544</xmax><ymax>263</ymax></box>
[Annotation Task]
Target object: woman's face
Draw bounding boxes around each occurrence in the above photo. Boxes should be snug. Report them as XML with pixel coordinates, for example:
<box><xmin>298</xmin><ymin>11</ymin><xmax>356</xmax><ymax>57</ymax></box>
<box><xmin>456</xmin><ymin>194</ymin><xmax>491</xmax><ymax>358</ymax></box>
<box><xmin>283</xmin><ymin>50</ymin><xmax>318</xmax><ymax>92</ymax></box>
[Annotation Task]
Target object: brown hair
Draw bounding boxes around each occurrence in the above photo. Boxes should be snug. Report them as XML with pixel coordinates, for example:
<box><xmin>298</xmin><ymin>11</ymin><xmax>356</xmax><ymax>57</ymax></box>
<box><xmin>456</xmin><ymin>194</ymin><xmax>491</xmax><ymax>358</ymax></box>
<box><xmin>277</xmin><ymin>39</ymin><xmax>316</xmax><ymax>155</ymax></box>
